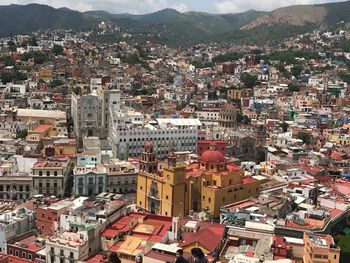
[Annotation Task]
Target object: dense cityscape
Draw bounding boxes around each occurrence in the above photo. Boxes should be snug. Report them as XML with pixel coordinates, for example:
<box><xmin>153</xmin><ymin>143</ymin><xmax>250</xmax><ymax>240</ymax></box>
<box><xmin>0</xmin><ymin>1</ymin><xmax>350</xmax><ymax>263</ymax></box>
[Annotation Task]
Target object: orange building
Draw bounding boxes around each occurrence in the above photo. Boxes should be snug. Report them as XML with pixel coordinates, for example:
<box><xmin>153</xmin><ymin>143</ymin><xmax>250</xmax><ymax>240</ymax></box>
<box><xmin>137</xmin><ymin>141</ymin><xmax>261</xmax><ymax>218</ymax></box>
<box><xmin>303</xmin><ymin>233</ymin><xmax>340</xmax><ymax>263</ymax></box>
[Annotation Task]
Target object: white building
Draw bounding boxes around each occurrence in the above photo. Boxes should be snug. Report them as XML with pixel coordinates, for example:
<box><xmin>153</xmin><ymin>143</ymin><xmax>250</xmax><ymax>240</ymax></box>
<box><xmin>0</xmin><ymin>207</ymin><xmax>35</xmax><ymax>253</ymax></box>
<box><xmin>46</xmin><ymin>231</ymin><xmax>89</xmax><ymax>263</ymax></box>
<box><xmin>195</xmin><ymin>110</ymin><xmax>220</xmax><ymax>125</ymax></box>
<box><xmin>110</xmin><ymin>116</ymin><xmax>201</xmax><ymax>160</ymax></box>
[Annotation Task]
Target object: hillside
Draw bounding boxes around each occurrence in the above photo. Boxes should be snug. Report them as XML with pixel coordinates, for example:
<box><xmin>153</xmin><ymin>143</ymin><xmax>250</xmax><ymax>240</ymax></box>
<box><xmin>0</xmin><ymin>1</ymin><xmax>349</xmax><ymax>46</ymax></box>
<box><xmin>243</xmin><ymin>0</ymin><xmax>350</xmax><ymax>29</ymax></box>
<box><xmin>0</xmin><ymin>4</ymin><xmax>95</xmax><ymax>36</ymax></box>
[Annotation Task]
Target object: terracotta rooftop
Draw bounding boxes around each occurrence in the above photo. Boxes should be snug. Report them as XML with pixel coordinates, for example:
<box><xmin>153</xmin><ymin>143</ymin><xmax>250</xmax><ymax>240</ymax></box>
<box><xmin>10</xmin><ymin>235</ymin><xmax>43</xmax><ymax>252</ymax></box>
<box><xmin>32</xmin><ymin>124</ymin><xmax>52</xmax><ymax>133</ymax></box>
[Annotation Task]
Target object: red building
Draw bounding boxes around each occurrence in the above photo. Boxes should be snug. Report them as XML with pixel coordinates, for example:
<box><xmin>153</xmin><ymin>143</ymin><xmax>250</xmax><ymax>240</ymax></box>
<box><xmin>273</xmin><ymin>236</ymin><xmax>291</xmax><ymax>260</ymax></box>
<box><xmin>0</xmin><ymin>253</ymin><xmax>34</xmax><ymax>263</ymax></box>
<box><xmin>197</xmin><ymin>140</ymin><xmax>227</xmax><ymax>157</ymax></box>
<box><xmin>36</xmin><ymin>204</ymin><xmax>67</xmax><ymax>237</ymax></box>
<box><xmin>222</xmin><ymin>62</ymin><xmax>236</xmax><ymax>74</ymax></box>
<box><xmin>7</xmin><ymin>236</ymin><xmax>45</xmax><ymax>263</ymax></box>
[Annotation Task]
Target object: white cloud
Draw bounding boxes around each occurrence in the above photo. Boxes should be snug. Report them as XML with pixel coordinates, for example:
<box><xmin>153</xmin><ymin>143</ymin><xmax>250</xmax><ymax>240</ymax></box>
<box><xmin>214</xmin><ymin>0</ymin><xmax>341</xmax><ymax>13</ymax></box>
<box><xmin>171</xmin><ymin>3</ymin><xmax>189</xmax><ymax>13</ymax></box>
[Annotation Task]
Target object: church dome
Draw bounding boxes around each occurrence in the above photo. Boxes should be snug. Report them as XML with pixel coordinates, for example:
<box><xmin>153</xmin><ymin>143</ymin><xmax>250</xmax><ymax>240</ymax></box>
<box><xmin>144</xmin><ymin>140</ymin><xmax>153</xmax><ymax>152</ymax></box>
<box><xmin>200</xmin><ymin>143</ymin><xmax>225</xmax><ymax>163</ymax></box>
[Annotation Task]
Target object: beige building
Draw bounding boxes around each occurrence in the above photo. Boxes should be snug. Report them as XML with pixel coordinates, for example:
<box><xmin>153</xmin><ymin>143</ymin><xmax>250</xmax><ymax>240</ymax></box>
<box><xmin>17</xmin><ymin>108</ymin><xmax>67</xmax><ymax>136</ymax></box>
<box><xmin>303</xmin><ymin>233</ymin><xmax>340</xmax><ymax>263</ymax></box>
<box><xmin>0</xmin><ymin>173</ymin><xmax>32</xmax><ymax>201</ymax></box>
<box><xmin>32</xmin><ymin>157</ymin><xmax>70</xmax><ymax>197</ymax></box>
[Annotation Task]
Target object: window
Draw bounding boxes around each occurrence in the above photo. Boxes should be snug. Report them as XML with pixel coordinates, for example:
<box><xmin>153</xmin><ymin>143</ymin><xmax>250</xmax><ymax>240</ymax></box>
<box><xmin>166</xmin><ymin>195</ymin><xmax>169</xmax><ymax>200</ymax></box>
<box><xmin>28</xmin><ymin>254</ymin><xmax>32</xmax><ymax>260</ymax></box>
<box><xmin>70</xmin><ymin>252</ymin><xmax>74</xmax><ymax>258</ymax></box>
<box><xmin>39</xmin><ymin>171</ymin><xmax>43</xmax><ymax>176</ymax></box>
<box><xmin>46</xmin><ymin>171</ymin><xmax>50</xmax><ymax>176</ymax></box>
<box><xmin>15</xmin><ymin>250</ymin><xmax>19</xmax><ymax>256</ymax></box>
<box><xmin>54</xmin><ymin>171</ymin><xmax>58</xmax><ymax>176</ymax></box>
<box><xmin>22</xmin><ymin>252</ymin><xmax>26</xmax><ymax>258</ymax></box>
<box><xmin>208</xmin><ymin>198</ymin><xmax>211</xmax><ymax>203</ymax></box>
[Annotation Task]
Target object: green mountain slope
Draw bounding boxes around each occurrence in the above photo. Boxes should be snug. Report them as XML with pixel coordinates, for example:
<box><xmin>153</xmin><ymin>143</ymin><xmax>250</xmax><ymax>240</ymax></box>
<box><xmin>0</xmin><ymin>4</ymin><xmax>95</xmax><ymax>36</ymax></box>
<box><xmin>0</xmin><ymin>1</ymin><xmax>349</xmax><ymax>46</ymax></box>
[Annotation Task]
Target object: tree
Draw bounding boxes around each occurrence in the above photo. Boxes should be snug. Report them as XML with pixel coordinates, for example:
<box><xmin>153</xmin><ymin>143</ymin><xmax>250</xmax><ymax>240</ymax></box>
<box><xmin>7</xmin><ymin>40</ymin><xmax>16</xmax><ymax>52</ymax></box>
<box><xmin>297</xmin><ymin>133</ymin><xmax>311</xmax><ymax>144</ymax></box>
<box><xmin>16</xmin><ymin>129</ymin><xmax>28</xmax><ymax>139</ymax></box>
<box><xmin>237</xmin><ymin>112</ymin><xmax>251</xmax><ymax>124</ymax></box>
<box><xmin>21</xmin><ymin>51</ymin><xmax>47</xmax><ymax>64</ymax></box>
<box><xmin>338</xmin><ymin>72</ymin><xmax>350</xmax><ymax>84</ymax></box>
<box><xmin>108</xmin><ymin>252</ymin><xmax>121</xmax><ymax>263</ymax></box>
<box><xmin>212</xmin><ymin>52</ymin><xmax>242</xmax><ymax>63</ymax></box>
<box><xmin>240</xmin><ymin>72</ymin><xmax>257</xmax><ymax>89</ymax></box>
<box><xmin>291</xmin><ymin>64</ymin><xmax>303</xmax><ymax>77</ymax></box>
<box><xmin>288</xmin><ymin>83</ymin><xmax>300</xmax><ymax>92</ymax></box>
<box><xmin>52</xmin><ymin>45</ymin><xmax>64</xmax><ymax>56</ymax></box>
<box><xmin>280</xmin><ymin>122</ymin><xmax>289</xmax><ymax>132</ymax></box>
<box><xmin>0</xmin><ymin>55</ymin><xmax>15</xmax><ymax>66</ymax></box>
<box><xmin>72</xmin><ymin>86</ymin><xmax>82</xmax><ymax>95</ymax></box>
<box><xmin>28</xmin><ymin>37</ymin><xmax>38</xmax><ymax>46</ymax></box>
<box><xmin>50</xmin><ymin>79</ymin><xmax>64</xmax><ymax>88</ymax></box>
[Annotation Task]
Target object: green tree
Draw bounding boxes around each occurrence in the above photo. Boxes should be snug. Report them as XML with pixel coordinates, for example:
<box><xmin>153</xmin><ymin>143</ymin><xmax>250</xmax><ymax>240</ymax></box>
<box><xmin>72</xmin><ymin>86</ymin><xmax>82</xmax><ymax>95</ymax></box>
<box><xmin>297</xmin><ymin>133</ymin><xmax>311</xmax><ymax>144</ymax></box>
<box><xmin>0</xmin><ymin>73</ymin><xmax>13</xmax><ymax>84</ymax></box>
<box><xmin>52</xmin><ymin>45</ymin><xmax>64</xmax><ymax>56</ymax></box>
<box><xmin>280</xmin><ymin>122</ymin><xmax>289</xmax><ymax>132</ymax></box>
<box><xmin>0</xmin><ymin>55</ymin><xmax>15</xmax><ymax>66</ymax></box>
<box><xmin>21</xmin><ymin>51</ymin><xmax>47</xmax><ymax>64</ymax></box>
<box><xmin>16</xmin><ymin>129</ymin><xmax>28</xmax><ymax>139</ymax></box>
<box><xmin>291</xmin><ymin>64</ymin><xmax>303</xmax><ymax>77</ymax></box>
<box><xmin>212</xmin><ymin>52</ymin><xmax>242</xmax><ymax>63</ymax></box>
<box><xmin>50</xmin><ymin>79</ymin><xmax>64</xmax><ymax>87</ymax></box>
<box><xmin>288</xmin><ymin>83</ymin><xmax>300</xmax><ymax>92</ymax></box>
<box><xmin>122</xmin><ymin>54</ymin><xmax>140</xmax><ymax>65</ymax></box>
<box><xmin>240</xmin><ymin>72</ymin><xmax>257</xmax><ymax>89</ymax></box>
<box><xmin>29</xmin><ymin>37</ymin><xmax>38</xmax><ymax>46</ymax></box>
<box><xmin>7</xmin><ymin>40</ymin><xmax>16</xmax><ymax>52</ymax></box>
<box><xmin>338</xmin><ymin>72</ymin><xmax>350</xmax><ymax>84</ymax></box>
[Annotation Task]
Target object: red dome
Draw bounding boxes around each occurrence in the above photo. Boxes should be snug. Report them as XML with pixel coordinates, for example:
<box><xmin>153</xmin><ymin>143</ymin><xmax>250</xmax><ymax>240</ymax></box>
<box><xmin>144</xmin><ymin>140</ymin><xmax>153</xmax><ymax>151</ymax></box>
<box><xmin>200</xmin><ymin>149</ymin><xmax>225</xmax><ymax>163</ymax></box>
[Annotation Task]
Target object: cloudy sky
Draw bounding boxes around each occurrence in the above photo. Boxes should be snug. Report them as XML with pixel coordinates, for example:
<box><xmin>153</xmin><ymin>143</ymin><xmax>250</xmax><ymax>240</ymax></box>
<box><xmin>1</xmin><ymin>0</ymin><xmax>345</xmax><ymax>14</ymax></box>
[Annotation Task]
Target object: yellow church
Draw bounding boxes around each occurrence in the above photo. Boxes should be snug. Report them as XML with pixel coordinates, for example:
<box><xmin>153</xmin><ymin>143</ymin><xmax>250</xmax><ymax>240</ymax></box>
<box><xmin>136</xmin><ymin>141</ymin><xmax>260</xmax><ymax>218</ymax></box>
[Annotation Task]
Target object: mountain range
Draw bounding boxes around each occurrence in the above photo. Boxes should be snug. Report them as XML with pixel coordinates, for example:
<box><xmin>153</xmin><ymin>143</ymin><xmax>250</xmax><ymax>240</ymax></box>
<box><xmin>0</xmin><ymin>1</ymin><xmax>349</xmax><ymax>45</ymax></box>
